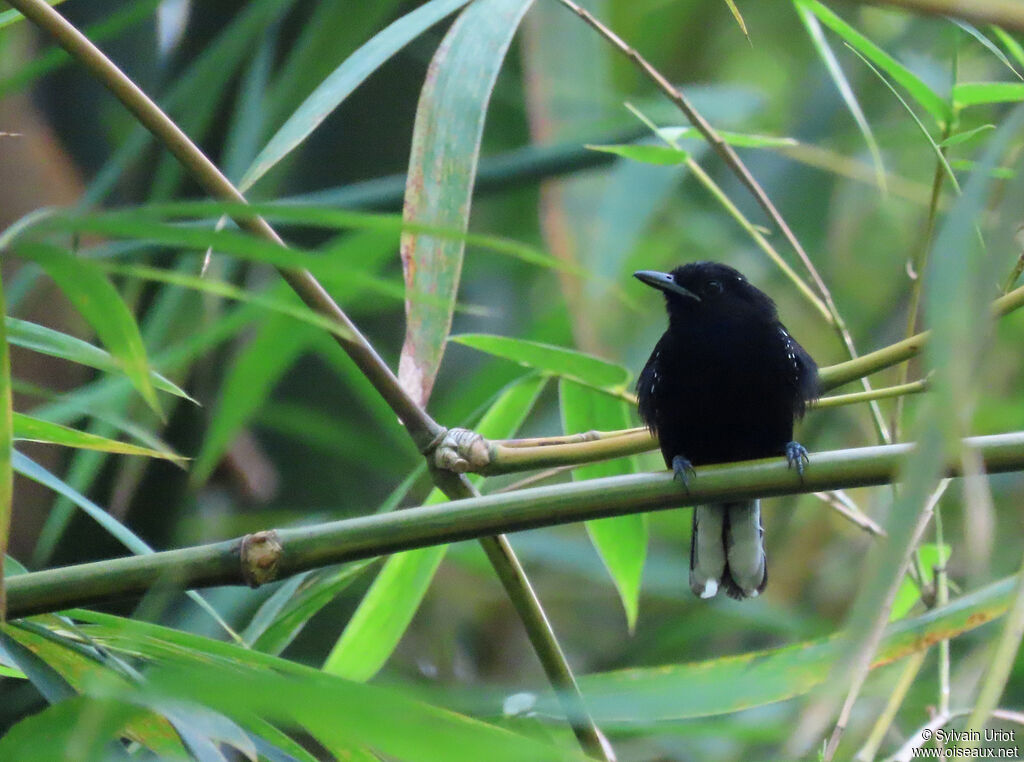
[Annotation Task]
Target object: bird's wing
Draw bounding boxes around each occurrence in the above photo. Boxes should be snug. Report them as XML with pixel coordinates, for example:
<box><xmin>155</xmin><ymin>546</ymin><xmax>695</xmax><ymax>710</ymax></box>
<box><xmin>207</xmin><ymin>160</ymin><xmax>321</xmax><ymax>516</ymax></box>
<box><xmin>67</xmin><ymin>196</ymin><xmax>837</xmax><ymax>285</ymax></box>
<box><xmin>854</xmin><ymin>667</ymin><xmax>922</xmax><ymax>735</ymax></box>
<box><xmin>636</xmin><ymin>336</ymin><xmax>665</xmax><ymax>433</ymax></box>
<box><xmin>776</xmin><ymin>324</ymin><xmax>819</xmax><ymax>414</ymax></box>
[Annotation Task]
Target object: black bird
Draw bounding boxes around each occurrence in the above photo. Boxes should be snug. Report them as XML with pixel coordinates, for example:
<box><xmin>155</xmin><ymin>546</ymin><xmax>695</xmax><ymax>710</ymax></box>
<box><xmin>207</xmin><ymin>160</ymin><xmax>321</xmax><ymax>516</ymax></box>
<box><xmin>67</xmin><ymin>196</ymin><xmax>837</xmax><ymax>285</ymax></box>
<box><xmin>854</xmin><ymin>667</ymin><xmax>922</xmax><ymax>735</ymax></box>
<box><xmin>635</xmin><ymin>262</ymin><xmax>818</xmax><ymax>600</ymax></box>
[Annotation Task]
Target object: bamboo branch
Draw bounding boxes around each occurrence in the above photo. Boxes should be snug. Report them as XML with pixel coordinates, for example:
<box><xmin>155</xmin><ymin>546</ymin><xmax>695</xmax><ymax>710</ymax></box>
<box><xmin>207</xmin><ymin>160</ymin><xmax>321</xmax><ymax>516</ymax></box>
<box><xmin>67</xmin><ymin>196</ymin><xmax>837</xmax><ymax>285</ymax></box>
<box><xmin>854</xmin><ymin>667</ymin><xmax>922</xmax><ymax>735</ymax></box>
<box><xmin>9</xmin><ymin>431</ymin><xmax>1024</xmax><ymax>619</ymax></box>
<box><xmin>436</xmin><ymin>379</ymin><xmax>932</xmax><ymax>476</ymax></box>
<box><xmin>4</xmin><ymin>1</ymin><xmax>610</xmax><ymax>755</ymax></box>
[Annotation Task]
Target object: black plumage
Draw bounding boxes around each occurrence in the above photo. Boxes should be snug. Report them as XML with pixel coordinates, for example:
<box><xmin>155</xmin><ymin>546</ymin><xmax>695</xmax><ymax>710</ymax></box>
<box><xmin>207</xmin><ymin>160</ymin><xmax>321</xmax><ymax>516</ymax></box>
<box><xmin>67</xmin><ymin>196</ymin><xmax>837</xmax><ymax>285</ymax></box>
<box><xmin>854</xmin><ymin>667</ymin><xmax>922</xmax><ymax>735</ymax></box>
<box><xmin>635</xmin><ymin>262</ymin><xmax>818</xmax><ymax>600</ymax></box>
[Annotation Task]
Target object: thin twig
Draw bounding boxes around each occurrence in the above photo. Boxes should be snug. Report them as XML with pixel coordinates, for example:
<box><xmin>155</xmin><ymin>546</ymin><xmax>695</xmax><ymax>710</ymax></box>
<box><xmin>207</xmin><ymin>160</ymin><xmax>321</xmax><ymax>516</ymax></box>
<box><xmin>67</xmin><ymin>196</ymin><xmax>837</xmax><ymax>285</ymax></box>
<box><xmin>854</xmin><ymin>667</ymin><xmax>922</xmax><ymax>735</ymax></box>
<box><xmin>491</xmin><ymin>466</ymin><xmax>576</xmax><ymax>493</ymax></box>
<box><xmin>813</xmin><ymin>490</ymin><xmax>886</xmax><ymax>536</ymax></box>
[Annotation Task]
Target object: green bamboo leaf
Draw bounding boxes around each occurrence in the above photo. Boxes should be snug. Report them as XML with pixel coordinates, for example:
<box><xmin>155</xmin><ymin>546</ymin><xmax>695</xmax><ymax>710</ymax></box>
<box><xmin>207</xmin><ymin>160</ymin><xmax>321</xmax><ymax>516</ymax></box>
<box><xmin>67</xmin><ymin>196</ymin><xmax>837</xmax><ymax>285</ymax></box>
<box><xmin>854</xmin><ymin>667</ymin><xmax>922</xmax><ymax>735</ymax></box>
<box><xmin>0</xmin><ymin>697</ymin><xmax>152</xmax><ymax>761</ymax></box>
<box><xmin>938</xmin><ymin>123</ymin><xmax>996</xmax><ymax>148</ymax></box>
<box><xmin>11</xmin><ymin>413</ymin><xmax>185</xmax><ymax>463</ymax></box>
<box><xmin>560</xmin><ymin>379</ymin><xmax>645</xmax><ymax>632</ymax></box>
<box><xmin>13</xmin><ymin>452</ymin><xmax>237</xmax><ymax>639</ymax></box>
<box><xmin>585</xmin><ymin>143</ymin><xmax>690</xmax><ymax>166</ymax></box>
<box><xmin>323</xmin><ymin>537</ymin><xmax>447</xmax><ymax>682</ymax></box>
<box><xmin>14</xmin><ymin>452</ymin><xmax>156</xmax><ymax>558</ymax></box>
<box><xmin>0</xmin><ymin>628</ymin><xmax>77</xmax><ymax>703</ymax></box>
<box><xmin>34</xmin><ymin>203</ymin><xmax>587</xmax><ymax>280</ymax></box>
<box><xmin>0</xmin><ymin>272</ymin><xmax>11</xmax><ymax>618</ymax></box>
<box><xmin>556</xmin><ymin>574</ymin><xmax>1016</xmax><ymax>723</ymax></box>
<box><xmin>5</xmin><ymin>317</ymin><xmax>193</xmax><ymax>402</ymax></box>
<box><xmin>13</xmin><ymin>243</ymin><xmax>161</xmax><ymax>416</ymax></box>
<box><xmin>397</xmin><ymin>0</ymin><xmax>536</xmax><ymax>407</ymax></box>
<box><xmin>261</xmin><ymin>1</ymin><xmax>402</xmax><ymax>129</ymax></box>
<box><xmin>795</xmin><ymin>1</ymin><xmax>886</xmax><ymax>191</ymax></box>
<box><xmin>98</xmin><ymin>261</ymin><xmax>356</xmax><ymax>341</ymax></box>
<box><xmin>953</xmin><ymin>21</ymin><xmax>1023</xmax><ymax>81</ymax></box>
<box><xmin>450</xmin><ymin>334</ymin><xmax>631</xmax><ymax>391</ymax></box>
<box><xmin>324</xmin><ymin>374</ymin><xmax>547</xmax><ymax>682</ymax></box>
<box><xmin>721</xmin><ymin>0</ymin><xmax>750</xmax><ymax>42</ymax></box>
<box><xmin>244</xmin><ymin>560</ymin><xmax>377</xmax><ymax>655</ymax></box>
<box><xmin>30</xmin><ymin>301</ymin><xmax>257</xmax><ymax>427</ymax></box>
<box><xmin>795</xmin><ymin>0</ymin><xmax>951</xmax><ymax>127</ymax></box>
<box><xmin>655</xmin><ymin>127</ymin><xmax>798</xmax><ymax>149</ymax></box>
<box><xmin>147</xmin><ymin>3</ymin><xmax>296</xmax><ymax>201</ymax></box>
<box><xmin>241</xmin><ymin>0</ymin><xmax>472</xmax><ymax>191</ymax></box>
<box><xmin>850</xmin><ymin>47</ymin><xmax>961</xmax><ymax>193</ymax></box>
<box><xmin>189</xmin><ymin>312</ymin><xmax>317</xmax><ymax>489</ymax></box>
<box><xmin>954</xmin><ymin>81</ymin><xmax>1024</xmax><ymax>107</ymax></box>
<box><xmin>10</xmin><ymin>615</ymin><xmax>588</xmax><ymax>762</ymax></box>
<box><xmin>0</xmin><ymin>625</ymin><xmax>208</xmax><ymax>759</ymax></box>
<box><xmin>30</xmin><ymin>214</ymin><xmax>411</xmax><ymax>303</ymax></box>
<box><xmin>991</xmin><ymin>26</ymin><xmax>1024</xmax><ymax>71</ymax></box>
<box><xmin>29</xmin><ymin>211</ymin><xmax>522</xmax><ymax>315</ymax></box>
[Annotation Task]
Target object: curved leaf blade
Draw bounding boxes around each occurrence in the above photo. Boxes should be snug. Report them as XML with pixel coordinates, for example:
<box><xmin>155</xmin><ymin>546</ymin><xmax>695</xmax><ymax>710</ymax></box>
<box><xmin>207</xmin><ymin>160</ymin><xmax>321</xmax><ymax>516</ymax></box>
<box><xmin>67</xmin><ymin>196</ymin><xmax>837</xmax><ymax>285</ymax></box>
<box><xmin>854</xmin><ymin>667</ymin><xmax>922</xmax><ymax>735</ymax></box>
<box><xmin>954</xmin><ymin>81</ymin><xmax>1024</xmax><ymax>108</ymax></box>
<box><xmin>397</xmin><ymin>0</ymin><xmax>536</xmax><ymax>407</ymax></box>
<box><xmin>451</xmin><ymin>333</ymin><xmax>630</xmax><ymax>390</ymax></box>
<box><xmin>5</xmin><ymin>317</ymin><xmax>193</xmax><ymax>402</ymax></box>
<box><xmin>550</xmin><ymin>575</ymin><xmax>1016</xmax><ymax>723</ymax></box>
<box><xmin>585</xmin><ymin>143</ymin><xmax>691</xmax><ymax>166</ymax></box>
<box><xmin>560</xmin><ymin>379</ymin><xmax>645</xmax><ymax>631</ymax></box>
<box><xmin>241</xmin><ymin>0</ymin><xmax>472</xmax><ymax>191</ymax></box>
<box><xmin>795</xmin><ymin>0</ymin><xmax>950</xmax><ymax>127</ymax></box>
<box><xmin>12</xmin><ymin>413</ymin><xmax>185</xmax><ymax>463</ymax></box>
<box><xmin>795</xmin><ymin>1</ymin><xmax>886</xmax><ymax>191</ymax></box>
<box><xmin>14</xmin><ymin>243</ymin><xmax>161</xmax><ymax>416</ymax></box>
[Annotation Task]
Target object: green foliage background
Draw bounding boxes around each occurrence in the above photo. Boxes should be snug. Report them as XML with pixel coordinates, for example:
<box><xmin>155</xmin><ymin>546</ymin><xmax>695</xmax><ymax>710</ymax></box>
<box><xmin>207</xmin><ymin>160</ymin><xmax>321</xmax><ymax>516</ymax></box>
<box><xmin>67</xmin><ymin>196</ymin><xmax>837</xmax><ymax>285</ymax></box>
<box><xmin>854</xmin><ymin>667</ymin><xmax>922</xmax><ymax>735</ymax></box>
<box><xmin>1</xmin><ymin>0</ymin><xmax>1024</xmax><ymax>760</ymax></box>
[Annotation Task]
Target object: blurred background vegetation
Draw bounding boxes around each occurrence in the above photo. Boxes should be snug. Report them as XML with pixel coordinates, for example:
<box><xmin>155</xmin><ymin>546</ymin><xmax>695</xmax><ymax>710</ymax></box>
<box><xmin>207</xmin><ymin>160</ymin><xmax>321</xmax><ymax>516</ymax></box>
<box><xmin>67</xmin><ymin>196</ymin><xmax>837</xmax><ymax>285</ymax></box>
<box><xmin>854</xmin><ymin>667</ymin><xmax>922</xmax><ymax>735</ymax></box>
<box><xmin>1</xmin><ymin>0</ymin><xmax>1024</xmax><ymax>760</ymax></box>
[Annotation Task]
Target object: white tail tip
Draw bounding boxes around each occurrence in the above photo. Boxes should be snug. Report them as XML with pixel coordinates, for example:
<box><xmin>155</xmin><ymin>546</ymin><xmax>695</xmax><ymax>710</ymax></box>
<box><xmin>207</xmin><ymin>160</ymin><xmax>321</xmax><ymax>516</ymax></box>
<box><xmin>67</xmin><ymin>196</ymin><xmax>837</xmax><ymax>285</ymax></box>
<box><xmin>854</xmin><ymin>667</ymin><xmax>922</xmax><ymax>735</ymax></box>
<box><xmin>700</xmin><ymin>579</ymin><xmax>719</xmax><ymax>599</ymax></box>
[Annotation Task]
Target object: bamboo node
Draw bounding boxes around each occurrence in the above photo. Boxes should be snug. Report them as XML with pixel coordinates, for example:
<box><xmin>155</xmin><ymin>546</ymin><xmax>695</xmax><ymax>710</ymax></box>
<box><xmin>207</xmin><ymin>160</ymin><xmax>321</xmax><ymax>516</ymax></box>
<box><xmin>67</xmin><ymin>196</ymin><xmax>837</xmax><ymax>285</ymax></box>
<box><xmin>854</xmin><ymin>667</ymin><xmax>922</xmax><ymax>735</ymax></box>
<box><xmin>240</xmin><ymin>530</ymin><xmax>283</xmax><ymax>588</ymax></box>
<box><xmin>433</xmin><ymin>428</ymin><xmax>490</xmax><ymax>473</ymax></box>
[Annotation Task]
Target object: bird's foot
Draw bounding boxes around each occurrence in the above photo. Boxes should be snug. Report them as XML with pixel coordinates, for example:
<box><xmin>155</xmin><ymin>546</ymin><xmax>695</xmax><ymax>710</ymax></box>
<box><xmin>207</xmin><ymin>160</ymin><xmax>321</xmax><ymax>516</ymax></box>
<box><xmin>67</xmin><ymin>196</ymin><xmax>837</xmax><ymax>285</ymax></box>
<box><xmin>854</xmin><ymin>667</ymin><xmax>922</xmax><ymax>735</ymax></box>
<box><xmin>672</xmin><ymin>455</ymin><xmax>697</xmax><ymax>490</ymax></box>
<box><xmin>785</xmin><ymin>441</ymin><xmax>809</xmax><ymax>478</ymax></box>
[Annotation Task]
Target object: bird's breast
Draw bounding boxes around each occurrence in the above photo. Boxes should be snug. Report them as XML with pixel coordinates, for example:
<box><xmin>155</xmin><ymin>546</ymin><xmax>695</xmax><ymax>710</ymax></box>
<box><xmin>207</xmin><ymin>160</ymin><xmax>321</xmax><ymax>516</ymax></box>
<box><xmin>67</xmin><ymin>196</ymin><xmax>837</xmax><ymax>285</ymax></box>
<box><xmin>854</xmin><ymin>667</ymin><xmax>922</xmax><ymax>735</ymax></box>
<box><xmin>641</xmin><ymin>321</ymin><xmax>800</xmax><ymax>465</ymax></box>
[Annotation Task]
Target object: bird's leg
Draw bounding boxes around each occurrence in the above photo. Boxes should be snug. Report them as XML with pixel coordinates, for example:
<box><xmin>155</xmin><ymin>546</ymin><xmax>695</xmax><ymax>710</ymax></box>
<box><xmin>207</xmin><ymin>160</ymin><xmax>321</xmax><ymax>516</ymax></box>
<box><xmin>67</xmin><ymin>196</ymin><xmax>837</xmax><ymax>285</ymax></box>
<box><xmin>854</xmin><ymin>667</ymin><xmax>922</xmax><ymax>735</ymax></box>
<box><xmin>671</xmin><ymin>455</ymin><xmax>697</xmax><ymax>490</ymax></box>
<box><xmin>785</xmin><ymin>441</ymin><xmax>810</xmax><ymax>478</ymax></box>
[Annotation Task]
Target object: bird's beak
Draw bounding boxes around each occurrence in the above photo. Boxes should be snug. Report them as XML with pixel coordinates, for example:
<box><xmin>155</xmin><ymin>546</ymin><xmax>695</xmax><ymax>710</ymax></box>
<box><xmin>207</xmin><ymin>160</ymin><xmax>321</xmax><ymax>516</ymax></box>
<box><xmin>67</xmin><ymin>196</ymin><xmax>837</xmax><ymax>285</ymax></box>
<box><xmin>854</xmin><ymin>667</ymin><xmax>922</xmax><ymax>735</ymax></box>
<box><xmin>633</xmin><ymin>270</ymin><xmax>701</xmax><ymax>301</ymax></box>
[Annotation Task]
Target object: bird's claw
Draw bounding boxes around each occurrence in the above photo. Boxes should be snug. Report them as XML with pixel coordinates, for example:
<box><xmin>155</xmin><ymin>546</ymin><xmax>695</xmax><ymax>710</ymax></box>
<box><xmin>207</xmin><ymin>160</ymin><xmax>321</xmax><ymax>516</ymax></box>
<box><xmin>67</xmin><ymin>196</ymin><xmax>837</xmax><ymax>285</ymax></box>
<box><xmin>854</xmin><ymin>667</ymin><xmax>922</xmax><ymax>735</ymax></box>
<box><xmin>785</xmin><ymin>441</ymin><xmax>809</xmax><ymax>478</ymax></box>
<box><xmin>672</xmin><ymin>456</ymin><xmax>697</xmax><ymax>491</ymax></box>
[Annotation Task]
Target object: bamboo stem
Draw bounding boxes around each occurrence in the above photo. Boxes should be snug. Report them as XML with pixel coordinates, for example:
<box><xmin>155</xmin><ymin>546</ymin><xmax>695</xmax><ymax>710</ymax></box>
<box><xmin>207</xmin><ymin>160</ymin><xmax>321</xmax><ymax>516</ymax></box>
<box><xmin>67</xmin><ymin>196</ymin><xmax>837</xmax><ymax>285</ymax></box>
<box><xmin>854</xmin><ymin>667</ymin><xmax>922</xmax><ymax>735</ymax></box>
<box><xmin>8</xmin><ymin>431</ymin><xmax>1024</xmax><ymax>619</ymax></box>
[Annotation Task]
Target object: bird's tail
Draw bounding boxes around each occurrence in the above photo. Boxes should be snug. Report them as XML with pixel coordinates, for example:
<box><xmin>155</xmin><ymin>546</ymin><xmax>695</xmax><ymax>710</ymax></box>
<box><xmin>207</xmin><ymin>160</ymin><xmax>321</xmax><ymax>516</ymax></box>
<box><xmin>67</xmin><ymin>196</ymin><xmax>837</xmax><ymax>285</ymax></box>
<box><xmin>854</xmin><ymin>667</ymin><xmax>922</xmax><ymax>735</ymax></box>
<box><xmin>689</xmin><ymin>501</ymin><xmax>767</xmax><ymax>600</ymax></box>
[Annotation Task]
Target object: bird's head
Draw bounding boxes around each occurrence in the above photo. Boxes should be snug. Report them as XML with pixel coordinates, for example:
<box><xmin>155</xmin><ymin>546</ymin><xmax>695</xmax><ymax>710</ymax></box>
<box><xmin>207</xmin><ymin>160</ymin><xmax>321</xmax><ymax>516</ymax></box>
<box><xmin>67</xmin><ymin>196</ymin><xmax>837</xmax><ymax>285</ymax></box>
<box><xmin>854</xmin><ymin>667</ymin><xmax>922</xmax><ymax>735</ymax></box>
<box><xmin>634</xmin><ymin>261</ymin><xmax>777</xmax><ymax>325</ymax></box>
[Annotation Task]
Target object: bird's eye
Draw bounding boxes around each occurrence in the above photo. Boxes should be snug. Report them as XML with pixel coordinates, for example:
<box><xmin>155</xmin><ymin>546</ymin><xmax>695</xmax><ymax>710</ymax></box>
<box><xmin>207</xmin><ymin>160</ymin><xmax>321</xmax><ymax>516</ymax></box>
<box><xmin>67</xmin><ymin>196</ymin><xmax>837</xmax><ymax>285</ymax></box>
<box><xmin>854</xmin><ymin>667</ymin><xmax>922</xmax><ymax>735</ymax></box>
<box><xmin>705</xmin><ymin>280</ymin><xmax>723</xmax><ymax>296</ymax></box>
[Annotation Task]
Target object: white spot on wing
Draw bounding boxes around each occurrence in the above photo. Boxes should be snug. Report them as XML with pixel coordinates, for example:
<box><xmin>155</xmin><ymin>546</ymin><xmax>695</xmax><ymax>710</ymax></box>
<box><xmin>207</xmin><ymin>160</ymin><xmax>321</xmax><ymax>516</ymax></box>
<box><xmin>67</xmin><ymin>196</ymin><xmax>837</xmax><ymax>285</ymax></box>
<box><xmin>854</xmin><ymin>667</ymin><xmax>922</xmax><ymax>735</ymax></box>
<box><xmin>700</xmin><ymin>579</ymin><xmax>719</xmax><ymax>599</ymax></box>
<box><xmin>778</xmin><ymin>326</ymin><xmax>800</xmax><ymax>376</ymax></box>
